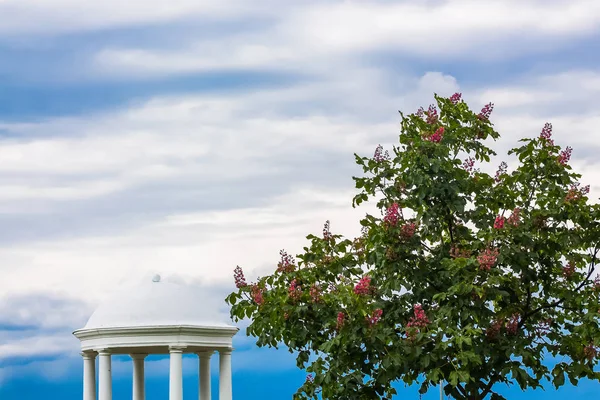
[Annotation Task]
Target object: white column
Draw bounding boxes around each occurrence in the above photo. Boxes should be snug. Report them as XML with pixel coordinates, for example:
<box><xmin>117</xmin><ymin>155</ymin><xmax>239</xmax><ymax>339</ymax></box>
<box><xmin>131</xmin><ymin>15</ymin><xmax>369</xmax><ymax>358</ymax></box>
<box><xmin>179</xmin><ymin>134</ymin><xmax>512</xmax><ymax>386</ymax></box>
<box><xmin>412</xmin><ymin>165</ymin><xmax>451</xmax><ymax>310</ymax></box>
<box><xmin>169</xmin><ymin>346</ymin><xmax>184</xmax><ymax>400</ymax></box>
<box><xmin>218</xmin><ymin>349</ymin><xmax>232</xmax><ymax>400</ymax></box>
<box><xmin>197</xmin><ymin>351</ymin><xmax>213</xmax><ymax>400</ymax></box>
<box><xmin>82</xmin><ymin>351</ymin><xmax>97</xmax><ymax>400</ymax></box>
<box><xmin>98</xmin><ymin>350</ymin><xmax>112</xmax><ymax>400</ymax></box>
<box><xmin>131</xmin><ymin>354</ymin><xmax>147</xmax><ymax>400</ymax></box>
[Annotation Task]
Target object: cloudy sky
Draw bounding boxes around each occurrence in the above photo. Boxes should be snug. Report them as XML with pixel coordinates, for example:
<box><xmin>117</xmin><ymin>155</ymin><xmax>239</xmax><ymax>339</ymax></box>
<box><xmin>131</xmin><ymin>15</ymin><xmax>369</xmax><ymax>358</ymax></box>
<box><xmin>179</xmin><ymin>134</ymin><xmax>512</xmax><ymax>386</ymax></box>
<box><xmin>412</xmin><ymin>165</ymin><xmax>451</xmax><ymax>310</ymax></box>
<box><xmin>0</xmin><ymin>0</ymin><xmax>600</xmax><ymax>399</ymax></box>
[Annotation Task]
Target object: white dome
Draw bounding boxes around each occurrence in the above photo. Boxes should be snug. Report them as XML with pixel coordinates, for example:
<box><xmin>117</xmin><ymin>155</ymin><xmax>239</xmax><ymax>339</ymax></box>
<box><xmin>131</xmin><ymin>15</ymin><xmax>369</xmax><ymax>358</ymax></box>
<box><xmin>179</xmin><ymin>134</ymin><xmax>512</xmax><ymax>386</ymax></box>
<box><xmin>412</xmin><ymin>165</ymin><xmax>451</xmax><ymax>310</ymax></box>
<box><xmin>84</xmin><ymin>277</ymin><xmax>232</xmax><ymax>330</ymax></box>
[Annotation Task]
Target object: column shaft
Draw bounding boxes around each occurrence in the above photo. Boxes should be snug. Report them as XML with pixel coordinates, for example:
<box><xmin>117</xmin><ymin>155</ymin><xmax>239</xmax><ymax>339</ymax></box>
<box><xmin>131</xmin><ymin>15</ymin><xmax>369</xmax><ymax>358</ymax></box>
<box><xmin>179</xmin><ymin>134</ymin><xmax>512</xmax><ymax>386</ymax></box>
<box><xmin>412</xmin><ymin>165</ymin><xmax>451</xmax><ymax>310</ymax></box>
<box><xmin>82</xmin><ymin>352</ymin><xmax>97</xmax><ymax>400</ymax></box>
<box><xmin>219</xmin><ymin>350</ymin><xmax>232</xmax><ymax>400</ymax></box>
<box><xmin>198</xmin><ymin>352</ymin><xmax>212</xmax><ymax>400</ymax></box>
<box><xmin>131</xmin><ymin>354</ymin><xmax>147</xmax><ymax>400</ymax></box>
<box><xmin>99</xmin><ymin>351</ymin><xmax>113</xmax><ymax>400</ymax></box>
<box><xmin>169</xmin><ymin>347</ymin><xmax>184</xmax><ymax>400</ymax></box>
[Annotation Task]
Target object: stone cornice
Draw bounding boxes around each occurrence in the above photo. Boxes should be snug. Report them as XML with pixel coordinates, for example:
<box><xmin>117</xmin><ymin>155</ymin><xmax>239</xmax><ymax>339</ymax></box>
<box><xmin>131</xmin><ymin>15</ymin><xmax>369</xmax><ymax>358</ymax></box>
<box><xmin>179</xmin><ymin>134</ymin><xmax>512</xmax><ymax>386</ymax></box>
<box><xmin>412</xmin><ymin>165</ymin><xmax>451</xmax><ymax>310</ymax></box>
<box><xmin>73</xmin><ymin>324</ymin><xmax>239</xmax><ymax>339</ymax></box>
<box><xmin>74</xmin><ymin>324</ymin><xmax>238</xmax><ymax>354</ymax></box>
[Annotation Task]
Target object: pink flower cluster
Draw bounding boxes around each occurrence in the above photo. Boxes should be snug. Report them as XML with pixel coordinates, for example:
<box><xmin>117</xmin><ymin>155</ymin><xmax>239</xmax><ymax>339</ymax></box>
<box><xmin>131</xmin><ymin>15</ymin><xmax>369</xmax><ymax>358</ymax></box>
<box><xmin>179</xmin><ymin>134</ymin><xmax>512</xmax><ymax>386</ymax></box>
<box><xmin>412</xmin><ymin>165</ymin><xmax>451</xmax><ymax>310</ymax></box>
<box><xmin>594</xmin><ymin>276</ymin><xmax>600</xmax><ymax>291</ymax></box>
<box><xmin>584</xmin><ymin>344</ymin><xmax>598</xmax><ymax>360</ymax></box>
<box><xmin>563</xmin><ymin>261</ymin><xmax>575</xmax><ymax>279</ymax></box>
<box><xmin>426</xmin><ymin>104</ymin><xmax>438</xmax><ymax>124</ymax></box>
<box><xmin>477</xmin><ymin>247</ymin><xmax>500</xmax><ymax>271</ymax></box>
<box><xmin>450</xmin><ymin>245</ymin><xmax>471</xmax><ymax>259</ymax></box>
<box><xmin>251</xmin><ymin>284</ymin><xmax>264</xmax><ymax>305</ymax></box>
<box><xmin>354</xmin><ymin>276</ymin><xmax>372</xmax><ymax>295</ymax></box>
<box><xmin>558</xmin><ymin>146</ymin><xmax>572</xmax><ymax>165</ymax></box>
<box><xmin>477</xmin><ymin>102</ymin><xmax>494</xmax><ymax>121</ymax></box>
<box><xmin>277</xmin><ymin>250</ymin><xmax>296</xmax><ymax>273</ymax></box>
<box><xmin>407</xmin><ymin>304</ymin><xmax>430</xmax><ymax>329</ymax></box>
<box><xmin>336</xmin><ymin>311</ymin><xmax>345</xmax><ymax>330</ymax></box>
<box><xmin>506</xmin><ymin>314</ymin><xmax>520</xmax><ymax>335</ymax></box>
<box><xmin>289</xmin><ymin>279</ymin><xmax>302</xmax><ymax>301</ymax></box>
<box><xmin>383</xmin><ymin>202</ymin><xmax>401</xmax><ymax>226</ymax></box>
<box><xmin>233</xmin><ymin>266</ymin><xmax>247</xmax><ymax>288</ymax></box>
<box><xmin>416</xmin><ymin>106</ymin><xmax>425</xmax><ymax>118</ymax></box>
<box><xmin>494</xmin><ymin>210</ymin><xmax>520</xmax><ymax>228</ymax></box>
<box><xmin>494</xmin><ymin>216</ymin><xmax>506</xmax><ymax>229</ymax></box>
<box><xmin>323</xmin><ymin>220</ymin><xmax>333</xmax><ymax>240</ymax></box>
<box><xmin>463</xmin><ymin>157</ymin><xmax>475</xmax><ymax>175</ymax></box>
<box><xmin>486</xmin><ymin>319</ymin><xmax>503</xmax><ymax>339</ymax></box>
<box><xmin>366</xmin><ymin>308</ymin><xmax>383</xmax><ymax>327</ymax></box>
<box><xmin>401</xmin><ymin>221</ymin><xmax>417</xmax><ymax>239</ymax></box>
<box><xmin>373</xmin><ymin>144</ymin><xmax>390</xmax><ymax>162</ymax></box>
<box><xmin>449</xmin><ymin>92</ymin><xmax>462</xmax><ymax>105</ymax></box>
<box><xmin>306</xmin><ymin>374</ymin><xmax>314</xmax><ymax>383</ymax></box>
<box><xmin>507</xmin><ymin>208</ymin><xmax>521</xmax><ymax>227</ymax></box>
<box><xmin>494</xmin><ymin>161</ymin><xmax>508</xmax><ymax>183</ymax></box>
<box><xmin>565</xmin><ymin>183</ymin><xmax>590</xmax><ymax>203</ymax></box>
<box><xmin>424</xmin><ymin>126</ymin><xmax>444</xmax><ymax>143</ymax></box>
<box><xmin>540</xmin><ymin>123</ymin><xmax>554</xmax><ymax>146</ymax></box>
<box><xmin>309</xmin><ymin>284</ymin><xmax>322</xmax><ymax>303</ymax></box>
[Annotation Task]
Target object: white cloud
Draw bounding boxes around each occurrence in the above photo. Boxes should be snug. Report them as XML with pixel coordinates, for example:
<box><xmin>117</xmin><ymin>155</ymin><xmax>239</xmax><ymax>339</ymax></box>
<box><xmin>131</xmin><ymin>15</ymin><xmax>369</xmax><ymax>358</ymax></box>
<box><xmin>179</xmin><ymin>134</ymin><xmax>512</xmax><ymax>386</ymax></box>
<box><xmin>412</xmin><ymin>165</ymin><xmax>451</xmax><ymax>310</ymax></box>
<box><xmin>0</xmin><ymin>333</ymin><xmax>76</xmax><ymax>359</ymax></box>
<box><xmin>0</xmin><ymin>68</ymin><xmax>598</xmax><ymax>304</ymax></box>
<box><xmin>0</xmin><ymin>69</ymin><xmax>596</xmax><ymax>209</ymax></box>
<box><xmin>0</xmin><ymin>0</ymin><xmax>279</xmax><ymax>35</ymax></box>
<box><xmin>92</xmin><ymin>0</ymin><xmax>600</xmax><ymax>78</ymax></box>
<box><xmin>284</xmin><ymin>0</ymin><xmax>600</xmax><ymax>53</ymax></box>
<box><xmin>478</xmin><ymin>70</ymin><xmax>600</xmax><ymax>112</ymax></box>
<box><xmin>0</xmin><ymin>69</ymin><xmax>407</xmax><ymax>205</ymax></box>
<box><xmin>0</xmin><ymin>125</ymin><xmax>210</xmax><ymax>175</ymax></box>
<box><xmin>0</xmin><ymin>294</ymin><xmax>90</xmax><ymax>330</ymax></box>
<box><xmin>3</xmin><ymin>0</ymin><xmax>600</xmax><ymax>44</ymax></box>
<box><xmin>0</xmin><ymin>185</ymin><xmax>374</xmax><ymax>302</ymax></box>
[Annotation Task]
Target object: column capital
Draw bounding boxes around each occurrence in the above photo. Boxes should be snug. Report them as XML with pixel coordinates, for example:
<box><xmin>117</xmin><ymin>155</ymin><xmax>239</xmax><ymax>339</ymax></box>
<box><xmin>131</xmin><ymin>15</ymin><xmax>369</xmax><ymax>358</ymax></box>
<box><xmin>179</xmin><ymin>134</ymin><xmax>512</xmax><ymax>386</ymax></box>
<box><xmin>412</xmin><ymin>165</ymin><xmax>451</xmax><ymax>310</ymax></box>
<box><xmin>218</xmin><ymin>348</ymin><xmax>233</xmax><ymax>355</ymax></box>
<box><xmin>196</xmin><ymin>350</ymin><xmax>215</xmax><ymax>358</ymax></box>
<box><xmin>97</xmin><ymin>348</ymin><xmax>112</xmax><ymax>356</ymax></box>
<box><xmin>81</xmin><ymin>351</ymin><xmax>97</xmax><ymax>359</ymax></box>
<box><xmin>169</xmin><ymin>345</ymin><xmax>186</xmax><ymax>353</ymax></box>
<box><xmin>130</xmin><ymin>353</ymin><xmax>148</xmax><ymax>360</ymax></box>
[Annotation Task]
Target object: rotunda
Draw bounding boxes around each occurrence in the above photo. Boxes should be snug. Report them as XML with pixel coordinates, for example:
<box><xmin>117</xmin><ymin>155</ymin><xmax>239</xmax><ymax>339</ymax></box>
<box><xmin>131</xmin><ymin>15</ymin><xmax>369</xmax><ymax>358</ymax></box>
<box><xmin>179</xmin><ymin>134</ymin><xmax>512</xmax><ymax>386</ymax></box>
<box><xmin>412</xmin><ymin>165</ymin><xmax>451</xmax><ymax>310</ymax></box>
<box><xmin>73</xmin><ymin>275</ymin><xmax>238</xmax><ymax>400</ymax></box>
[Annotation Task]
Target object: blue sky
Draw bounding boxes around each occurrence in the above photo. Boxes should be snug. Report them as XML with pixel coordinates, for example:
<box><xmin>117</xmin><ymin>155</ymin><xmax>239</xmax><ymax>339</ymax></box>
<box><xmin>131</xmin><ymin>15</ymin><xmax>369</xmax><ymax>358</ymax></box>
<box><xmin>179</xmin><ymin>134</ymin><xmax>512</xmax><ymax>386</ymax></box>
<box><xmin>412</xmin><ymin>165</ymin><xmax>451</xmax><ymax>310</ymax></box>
<box><xmin>0</xmin><ymin>0</ymin><xmax>600</xmax><ymax>398</ymax></box>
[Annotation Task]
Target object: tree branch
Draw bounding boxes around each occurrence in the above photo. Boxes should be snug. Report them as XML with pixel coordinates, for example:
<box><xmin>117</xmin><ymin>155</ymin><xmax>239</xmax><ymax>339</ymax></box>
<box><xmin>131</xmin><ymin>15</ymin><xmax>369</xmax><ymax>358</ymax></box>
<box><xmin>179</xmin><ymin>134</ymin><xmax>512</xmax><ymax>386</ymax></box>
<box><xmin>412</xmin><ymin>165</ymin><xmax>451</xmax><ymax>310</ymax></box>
<box><xmin>521</xmin><ymin>246</ymin><xmax>598</xmax><ymax>323</ymax></box>
<box><xmin>443</xmin><ymin>205</ymin><xmax>455</xmax><ymax>244</ymax></box>
<box><xmin>525</xmin><ymin>286</ymin><xmax>532</xmax><ymax>314</ymax></box>
<box><xmin>455</xmin><ymin>383</ymin><xmax>468</xmax><ymax>398</ymax></box>
<box><xmin>524</xmin><ymin>166</ymin><xmax>540</xmax><ymax>212</ymax></box>
<box><xmin>480</xmin><ymin>375</ymin><xmax>499</xmax><ymax>399</ymax></box>
<box><xmin>517</xmin><ymin>286</ymin><xmax>533</xmax><ymax>329</ymax></box>
<box><xmin>420</xmin><ymin>241</ymin><xmax>433</xmax><ymax>253</ymax></box>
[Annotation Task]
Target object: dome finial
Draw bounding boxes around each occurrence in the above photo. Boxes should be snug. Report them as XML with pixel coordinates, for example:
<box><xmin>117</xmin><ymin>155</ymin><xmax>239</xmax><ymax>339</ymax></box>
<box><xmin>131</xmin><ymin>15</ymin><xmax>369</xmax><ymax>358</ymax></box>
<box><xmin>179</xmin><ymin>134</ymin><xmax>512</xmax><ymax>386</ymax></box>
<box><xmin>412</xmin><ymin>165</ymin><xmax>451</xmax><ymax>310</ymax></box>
<box><xmin>152</xmin><ymin>274</ymin><xmax>161</xmax><ymax>283</ymax></box>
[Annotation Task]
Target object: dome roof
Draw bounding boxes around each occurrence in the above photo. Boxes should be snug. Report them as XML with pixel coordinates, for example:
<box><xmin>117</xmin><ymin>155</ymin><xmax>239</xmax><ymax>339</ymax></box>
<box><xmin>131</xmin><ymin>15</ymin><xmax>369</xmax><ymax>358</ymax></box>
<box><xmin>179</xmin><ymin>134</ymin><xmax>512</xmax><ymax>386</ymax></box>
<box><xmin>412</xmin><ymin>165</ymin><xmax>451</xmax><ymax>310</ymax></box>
<box><xmin>83</xmin><ymin>276</ymin><xmax>233</xmax><ymax>330</ymax></box>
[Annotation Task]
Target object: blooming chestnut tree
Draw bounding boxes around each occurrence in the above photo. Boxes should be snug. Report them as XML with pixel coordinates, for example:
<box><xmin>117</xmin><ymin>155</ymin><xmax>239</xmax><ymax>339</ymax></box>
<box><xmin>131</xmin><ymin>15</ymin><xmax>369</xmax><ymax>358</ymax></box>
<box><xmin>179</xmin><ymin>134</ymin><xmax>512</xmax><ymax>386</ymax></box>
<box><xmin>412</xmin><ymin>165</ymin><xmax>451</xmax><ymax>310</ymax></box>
<box><xmin>225</xmin><ymin>94</ymin><xmax>600</xmax><ymax>400</ymax></box>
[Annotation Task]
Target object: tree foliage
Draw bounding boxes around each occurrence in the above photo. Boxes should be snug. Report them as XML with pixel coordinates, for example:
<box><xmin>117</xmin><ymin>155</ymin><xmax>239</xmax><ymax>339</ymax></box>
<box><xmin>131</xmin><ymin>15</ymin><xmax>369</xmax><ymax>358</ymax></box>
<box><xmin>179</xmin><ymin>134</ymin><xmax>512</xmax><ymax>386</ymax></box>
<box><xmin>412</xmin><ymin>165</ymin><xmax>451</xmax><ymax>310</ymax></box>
<box><xmin>225</xmin><ymin>93</ymin><xmax>600</xmax><ymax>399</ymax></box>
